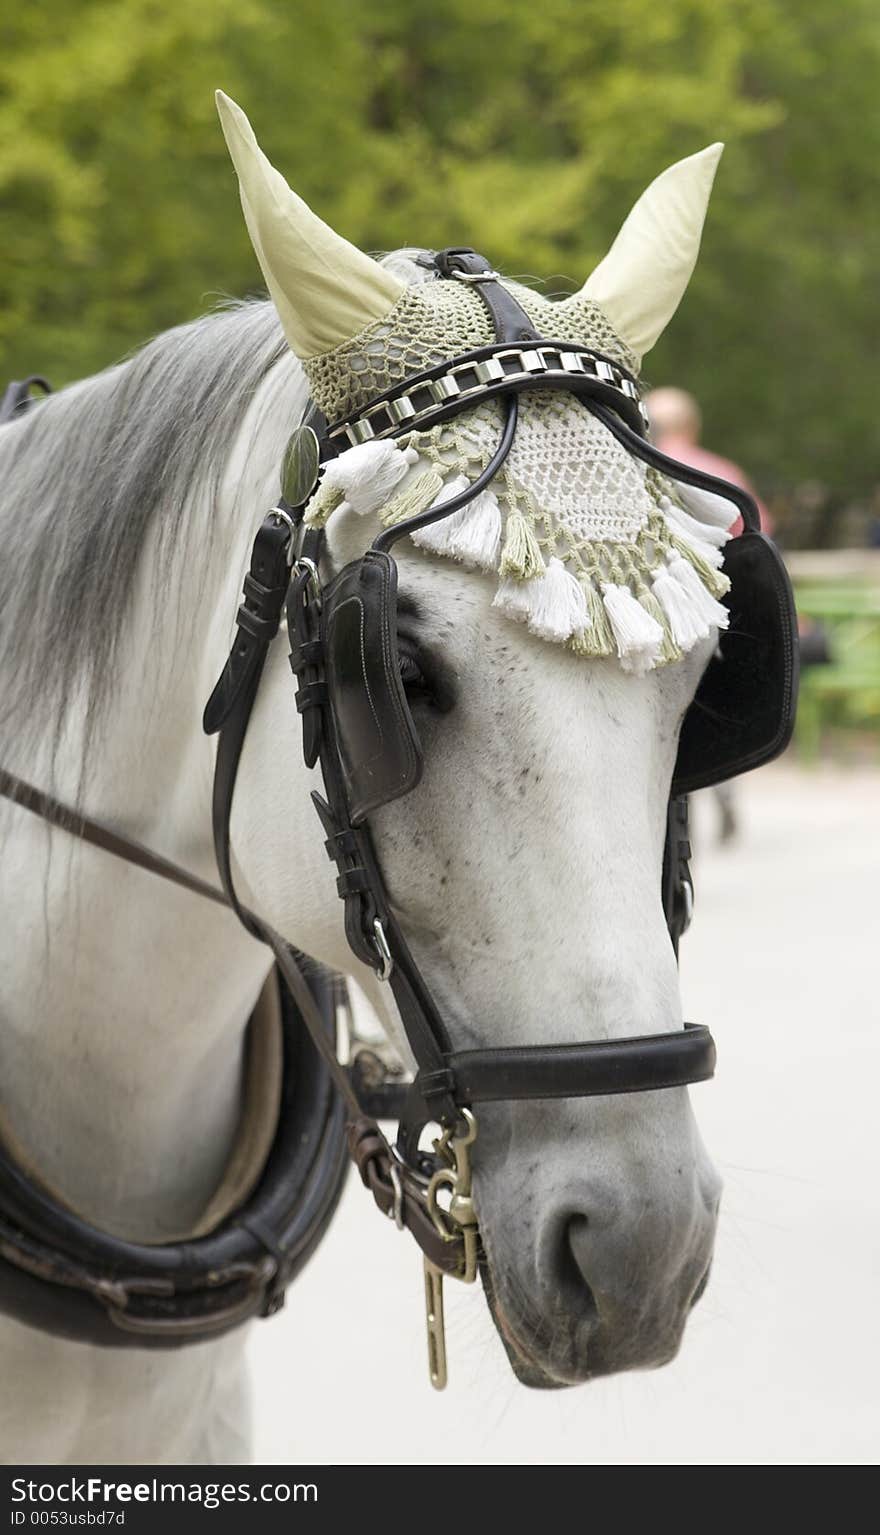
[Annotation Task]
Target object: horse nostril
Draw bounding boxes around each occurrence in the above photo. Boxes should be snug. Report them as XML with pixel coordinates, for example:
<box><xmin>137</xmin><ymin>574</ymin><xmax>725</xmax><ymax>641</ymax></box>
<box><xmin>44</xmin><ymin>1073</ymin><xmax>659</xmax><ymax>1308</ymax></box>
<box><xmin>561</xmin><ymin>1214</ymin><xmax>600</xmax><ymax>1323</ymax></box>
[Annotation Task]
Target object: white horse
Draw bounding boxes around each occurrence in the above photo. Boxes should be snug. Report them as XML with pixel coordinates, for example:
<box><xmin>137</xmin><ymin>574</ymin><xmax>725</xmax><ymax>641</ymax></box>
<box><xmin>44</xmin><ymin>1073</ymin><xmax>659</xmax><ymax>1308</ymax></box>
<box><xmin>0</xmin><ymin>97</ymin><xmax>725</xmax><ymax>1462</ymax></box>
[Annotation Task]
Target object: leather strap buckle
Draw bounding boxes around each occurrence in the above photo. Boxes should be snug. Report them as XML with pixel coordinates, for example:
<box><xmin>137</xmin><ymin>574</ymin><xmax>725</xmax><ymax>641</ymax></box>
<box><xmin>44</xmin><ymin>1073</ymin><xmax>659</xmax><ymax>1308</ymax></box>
<box><xmin>371</xmin><ymin>917</ymin><xmax>394</xmax><ymax>982</ymax></box>
<box><xmin>450</xmin><ymin>268</ymin><xmax>502</xmax><ymax>285</ymax></box>
<box><xmin>292</xmin><ymin>556</ymin><xmax>322</xmax><ymax>611</ymax></box>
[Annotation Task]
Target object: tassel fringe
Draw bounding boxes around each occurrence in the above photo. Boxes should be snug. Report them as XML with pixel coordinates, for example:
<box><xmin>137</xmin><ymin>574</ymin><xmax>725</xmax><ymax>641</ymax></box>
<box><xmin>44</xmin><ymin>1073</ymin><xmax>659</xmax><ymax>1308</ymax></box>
<box><xmin>570</xmin><ymin>575</ymin><xmax>615</xmax><ymax>657</ymax></box>
<box><xmin>524</xmin><ymin>559</ymin><xmax>589</xmax><ymax>642</ymax></box>
<box><xmin>652</xmin><ymin>554</ymin><xmax>729</xmax><ymax>651</ymax></box>
<box><xmin>447</xmin><ymin>488</ymin><xmax>503</xmax><ymax>569</ymax></box>
<box><xmin>499</xmin><ymin>511</ymin><xmax>546</xmax><ymax>579</ymax></box>
<box><xmin>492</xmin><ymin>575</ymin><xmax>535</xmax><ymax>622</ymax></box>
<box><xmin>321</xmin><ymin>439</ymin><xmax>419</xmax><ymax>519</ymax></box>
<box><xmin>668</xmin><ymin>531</ymin><xmax>731</xmax><ymax>599</ymax></box>
<box><xmin>492</xmin><ymin>560</ymin><xmax>591</xmax><ymax>643</ymax></box>
<box><xmin>653</xmin><ymin>566</ymin><xmax>709</xmax><ymax>649</ymax></box>
<box><xmin>662</xmin><ymin>498</ymin><xmax>729</xmax><ymax>552</ymax></box>
<box><xmin>601</xmin><ymin>583</ymin><xmax>665</xmax><ymax>674</ymax></box>
<box><xmin>303</xmin><ymin>479</ymin><xmax>345</xmax><ymax>527</ymax></box>
<box><xmin>668</xmin><ymin>554</ymin><xmax>730</xmax><ymax>631</ymax></box>
<box><xmin>296</xmin><ymin>432</ymin><xmax>734</xmax><ymax>675</ymax></box>
<box><xmin>678</xmin><ymin>483</ymin><xmax>740</xmax><ymax>530</ymax></box>
<box><xmin>381</xmin><ymin>467</ymin><xmax>446</xmax><ymax>528</ymax></box>
<box><xmin>637</xmin><ymin>583</ymin><xmax>682</xmax><ymax>664</ymax></box>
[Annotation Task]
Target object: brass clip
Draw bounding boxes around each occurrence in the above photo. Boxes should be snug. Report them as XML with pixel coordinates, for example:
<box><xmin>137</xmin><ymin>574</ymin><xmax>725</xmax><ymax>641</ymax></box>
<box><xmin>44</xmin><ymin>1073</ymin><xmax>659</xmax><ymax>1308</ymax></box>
<box><xmin>421</xmin><ymin>1110</ymin><xmax>479</xmax><ymax>1389</ymax></box>
<box><xmin>423</xmin><ymin>1258</ymin><xmax>447</xmax><ymax>1390</ymax></box>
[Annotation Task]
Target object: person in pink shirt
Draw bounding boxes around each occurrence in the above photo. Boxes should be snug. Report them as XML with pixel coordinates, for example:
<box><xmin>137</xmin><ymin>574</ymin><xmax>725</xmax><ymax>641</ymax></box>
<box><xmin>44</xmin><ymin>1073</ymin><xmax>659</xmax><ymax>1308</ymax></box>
<box><xmin>645</xmin><ymin>386</ymin><xmax>772</xmax><ymax>538</ymax></box>
<box><xmin>645</xmin><ymin>387</ymin><xmax>765</xmax><ymax>844</ymax></box>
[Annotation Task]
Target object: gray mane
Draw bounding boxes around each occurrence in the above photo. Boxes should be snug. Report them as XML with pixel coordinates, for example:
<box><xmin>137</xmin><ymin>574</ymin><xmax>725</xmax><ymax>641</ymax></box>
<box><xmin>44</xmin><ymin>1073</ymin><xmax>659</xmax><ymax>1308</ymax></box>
<box><xmin>0</xmin><ymin>300</ymin><xmax>289</xmax><ymax>773</ymax></box>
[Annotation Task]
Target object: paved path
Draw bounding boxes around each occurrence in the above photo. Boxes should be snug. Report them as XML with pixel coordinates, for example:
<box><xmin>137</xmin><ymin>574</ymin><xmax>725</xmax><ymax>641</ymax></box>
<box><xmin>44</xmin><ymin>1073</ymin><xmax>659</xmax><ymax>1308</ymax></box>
<box><xmin>250</xmin><ymin>764</ymin><xmax>879</xmax><ymax>1466</ymax></box>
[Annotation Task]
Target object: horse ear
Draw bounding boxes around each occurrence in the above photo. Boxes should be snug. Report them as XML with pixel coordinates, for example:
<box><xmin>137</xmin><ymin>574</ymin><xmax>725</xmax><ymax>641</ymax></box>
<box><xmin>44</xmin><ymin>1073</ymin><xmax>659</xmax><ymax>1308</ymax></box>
<box><xmin>216</xmin><ymin>91</ymin><xmax>405</xmax><ymax>360</ymax></box>
<box><xmin>573</xmin><ymin>143</ymin><xmax>723</xmax><ymax>363</ymax></box>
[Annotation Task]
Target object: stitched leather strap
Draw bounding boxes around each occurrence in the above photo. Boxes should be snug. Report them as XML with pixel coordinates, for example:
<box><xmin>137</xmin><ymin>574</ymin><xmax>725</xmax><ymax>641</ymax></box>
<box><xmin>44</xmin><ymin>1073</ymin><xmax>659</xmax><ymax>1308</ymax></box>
<box><xmin>205</xmin><ymin>530</ymin><xmax>474</xmax><ymax>1273</ymax></box>
<box><xmin>442</xmin><ymin>1024</ymin><xmax>715</xmax><ymax>1102</ymax></box>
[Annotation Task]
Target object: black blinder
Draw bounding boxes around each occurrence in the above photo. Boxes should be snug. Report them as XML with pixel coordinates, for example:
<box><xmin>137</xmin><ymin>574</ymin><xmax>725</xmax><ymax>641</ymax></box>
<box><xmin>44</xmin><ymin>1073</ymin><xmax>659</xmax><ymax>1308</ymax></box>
<box><xmin>321</xmin><ymin>549</ymin><xmax>423</xmax><ymax>824</ymax></box>
<box><xmin>673</xmin><ymin>531</ymin><xmax>799</xmax><ymax>795</ymax></box>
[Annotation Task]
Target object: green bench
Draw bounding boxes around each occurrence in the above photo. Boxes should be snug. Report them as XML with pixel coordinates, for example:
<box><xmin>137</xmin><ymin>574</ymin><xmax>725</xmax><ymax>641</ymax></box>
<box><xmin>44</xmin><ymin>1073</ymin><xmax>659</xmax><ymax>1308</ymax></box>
<box><xmin>790</xmin><ymin>567</ymin><xmax>880</xmax><ymax>760</ymax></box>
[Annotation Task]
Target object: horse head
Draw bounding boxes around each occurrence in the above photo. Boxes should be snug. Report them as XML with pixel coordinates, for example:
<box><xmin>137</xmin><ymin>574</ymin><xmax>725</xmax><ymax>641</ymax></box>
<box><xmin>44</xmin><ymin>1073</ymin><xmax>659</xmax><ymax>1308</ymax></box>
<box><xmin>216</xmin><ymin>95</ymin><xmax>735</xmax><ymax>1385</ymax></box>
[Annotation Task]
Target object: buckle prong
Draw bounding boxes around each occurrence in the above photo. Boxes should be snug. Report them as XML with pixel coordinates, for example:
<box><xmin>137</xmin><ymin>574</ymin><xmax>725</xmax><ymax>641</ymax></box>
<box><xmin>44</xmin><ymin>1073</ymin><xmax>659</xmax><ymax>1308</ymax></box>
<box><xmin>372</xmin><ymin>917</ymin><xmax>394</xmax><ymax>982</ymax></box>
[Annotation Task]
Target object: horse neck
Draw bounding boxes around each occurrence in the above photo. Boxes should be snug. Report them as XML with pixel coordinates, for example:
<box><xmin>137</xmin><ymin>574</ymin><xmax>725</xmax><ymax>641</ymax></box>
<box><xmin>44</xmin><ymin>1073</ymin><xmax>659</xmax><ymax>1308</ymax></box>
<box><xmin>0</xmin><ymin>357</ymin><xmax>304</xmax><ymax>1241</ymax></box>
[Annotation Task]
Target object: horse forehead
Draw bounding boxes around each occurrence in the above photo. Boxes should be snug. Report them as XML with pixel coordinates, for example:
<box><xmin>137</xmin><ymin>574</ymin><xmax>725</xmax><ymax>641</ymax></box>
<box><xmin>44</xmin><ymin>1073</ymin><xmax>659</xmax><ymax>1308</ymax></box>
<box><xmin>394</xmin><ymin>555</ymin><xmax>696</xmax><ymax>729</ymax></box>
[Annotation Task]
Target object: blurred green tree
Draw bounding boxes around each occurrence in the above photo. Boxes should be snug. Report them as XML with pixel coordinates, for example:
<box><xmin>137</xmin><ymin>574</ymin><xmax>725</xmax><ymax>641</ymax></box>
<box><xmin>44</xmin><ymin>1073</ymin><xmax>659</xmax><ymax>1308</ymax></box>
<box><xmin>1</xmin><ymin>0</ymin><xmax>878</xmax><ymax>527</ymax></box>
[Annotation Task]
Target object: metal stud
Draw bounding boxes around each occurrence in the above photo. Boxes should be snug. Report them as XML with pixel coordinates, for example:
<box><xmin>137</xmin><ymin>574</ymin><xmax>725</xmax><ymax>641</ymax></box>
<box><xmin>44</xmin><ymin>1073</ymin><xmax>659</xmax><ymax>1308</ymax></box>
<box><xmin>475</xmin><ymin>357</ymin><xmax>506</xmax><ymax>384</ymax></box>
<box><xmin>387</xmin><ymin>396</ymin><xmax>417</xmax><ymax>424</ymax></box>
<box><xmin>349</xmin><ymin>418</ymin><xmax>376</xmax><ymax>445</ymax></box>
<box><xmin>430</xmin><ymin>375</ymin><xmax>461</xmax><ymax>402</ymax></box>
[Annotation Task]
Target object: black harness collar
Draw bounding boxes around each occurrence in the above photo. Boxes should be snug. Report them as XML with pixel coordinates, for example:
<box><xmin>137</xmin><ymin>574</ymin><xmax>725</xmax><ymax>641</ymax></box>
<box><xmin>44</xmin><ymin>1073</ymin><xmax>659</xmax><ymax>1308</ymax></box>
<box><xmin>0</xmin><ymin>249</ymin><xmax>797</xmax><ymax>1367</ymax></box>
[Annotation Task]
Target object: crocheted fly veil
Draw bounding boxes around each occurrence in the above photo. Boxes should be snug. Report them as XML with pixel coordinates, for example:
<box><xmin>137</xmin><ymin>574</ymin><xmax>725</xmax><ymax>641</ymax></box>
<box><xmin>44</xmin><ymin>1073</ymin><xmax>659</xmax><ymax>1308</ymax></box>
<box><xmin>301</xmin><ymin>276</ymin><xmax>736</xmax><ymax>674</ymax></box>
<box><xmin>215</xmin><ymin>92</ymin><xmax>728</xmax><ymax>673</ymax></box>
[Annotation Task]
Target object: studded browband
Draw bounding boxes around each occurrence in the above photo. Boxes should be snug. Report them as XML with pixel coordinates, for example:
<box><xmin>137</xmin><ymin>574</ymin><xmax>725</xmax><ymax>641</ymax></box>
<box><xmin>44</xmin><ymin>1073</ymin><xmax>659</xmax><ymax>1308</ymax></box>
<box><xmin>325</xmin><ymin>340</ymin><xmax>649</xmax><ymax>452</ymax></box>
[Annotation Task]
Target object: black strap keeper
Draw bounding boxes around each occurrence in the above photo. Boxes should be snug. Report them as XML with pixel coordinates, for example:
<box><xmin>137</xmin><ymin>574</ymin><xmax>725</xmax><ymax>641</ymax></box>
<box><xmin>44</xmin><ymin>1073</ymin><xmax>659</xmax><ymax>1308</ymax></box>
<box><xmin>235</xmin><ymin>605</ymin><xmax>281</xmax><ymax>643</ymax></box>
<box><xmin>418</xmin><ymin>1067</ymin><xmax>457</xmax><ymax>1104</ymax></box>
<box><xmin>242</xmin><ymin>571</ymin><xmax>284</xmax><ymax>610</ymax></box>
<box><xmin>336</xmin><ymin>867</ymin><xmax>371</xmax><ymax>899</ymax></box>
<box><xmin>295</xmin><ymin>681</ymin><xmax>328</xmax><ymax>713</ymax></box>
<box><xmin>324</xmin><ymin>829</ymin><xmax>360</xmax><ymax>861</ymax></box>
<box><xmin>289</xmin><ymin>639</ymin><xmax>324</xmax><ymax>673</ymax></box>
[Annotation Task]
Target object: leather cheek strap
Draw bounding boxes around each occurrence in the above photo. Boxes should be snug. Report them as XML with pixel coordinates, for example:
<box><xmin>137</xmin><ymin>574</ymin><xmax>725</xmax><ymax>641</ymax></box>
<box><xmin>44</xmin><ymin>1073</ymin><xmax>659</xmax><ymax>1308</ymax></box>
<box><xmin>203</xmin><ymin>512</ymin><xmax>292</xmax><ymax>737</ymax></box>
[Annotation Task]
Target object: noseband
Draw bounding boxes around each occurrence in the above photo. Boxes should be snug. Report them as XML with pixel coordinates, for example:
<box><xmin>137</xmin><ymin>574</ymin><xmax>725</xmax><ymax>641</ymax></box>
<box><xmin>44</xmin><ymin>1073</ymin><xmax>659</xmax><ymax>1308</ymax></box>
<box><xmin>0</xmin><ymin>250</ymin><xmax>797</xmax><ymax>1385</ymax></box>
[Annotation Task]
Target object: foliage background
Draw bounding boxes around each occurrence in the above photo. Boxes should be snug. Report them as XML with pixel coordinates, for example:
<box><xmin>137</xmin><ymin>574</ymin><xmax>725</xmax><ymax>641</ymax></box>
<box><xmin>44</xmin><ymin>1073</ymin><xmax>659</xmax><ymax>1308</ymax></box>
<box><xmin>2</xmin><ymin>0</ymin><xmax>878</xmax><ymax>544</ymax></box>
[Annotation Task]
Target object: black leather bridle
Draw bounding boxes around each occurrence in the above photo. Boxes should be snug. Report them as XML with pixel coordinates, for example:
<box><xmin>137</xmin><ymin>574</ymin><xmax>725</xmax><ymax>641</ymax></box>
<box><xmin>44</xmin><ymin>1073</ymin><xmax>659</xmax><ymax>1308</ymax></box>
<box><xmin>201</xmin><ymin>250</ymin><xmax>726</xmax><ymax>1382</ymax></box>
<box><xmin>0</xmin><ymin>251</ymin><xmax>796</xmax><ymax>1378</ymax></box>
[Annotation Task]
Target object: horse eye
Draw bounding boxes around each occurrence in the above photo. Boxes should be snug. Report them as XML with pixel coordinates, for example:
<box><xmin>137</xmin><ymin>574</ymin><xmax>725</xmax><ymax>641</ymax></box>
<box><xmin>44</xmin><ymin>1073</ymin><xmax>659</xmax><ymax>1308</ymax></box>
<box><xmin>398</xmin><ymin>652</ymin><xmax>426</xmax><ymax>690</ymax></box>
<box><xmin>398</xmin><ymin>636</ymin><xmax>456</xmax><ymax>714</ymax></box>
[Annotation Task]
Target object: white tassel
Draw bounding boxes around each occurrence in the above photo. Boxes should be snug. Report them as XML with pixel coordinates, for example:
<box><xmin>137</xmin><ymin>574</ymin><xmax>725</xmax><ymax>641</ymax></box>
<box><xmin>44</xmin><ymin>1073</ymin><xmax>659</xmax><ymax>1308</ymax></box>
<box><xmin>665</xmin><ymin>498</ymin><xmax>730</xmax><ymax>549</ymax></box>
<box><xmin>668</xmin><ymin>553</ymin><xmax>730</xmax><ymax>632</ymax></box>
<box><xmin>677</xmin><ymin>483</ymin><xmax>739</xmax><ymax>530</ymax></box>
<box><xmin>409</xmin><ymin>475</ymin><xmax>472</xmax><ymax>555</ymax></box>
<box><xmin>447</xmin><ymin>488</ymin><xmax>502</xmax><ymax>570</ymax></box>
<box><xmin>319</xmin><ymin>440</ymin><xmax>419</xmax><ymax>517</ymax></box>
<box><xmin>661</xmin><ymin>496</ymin><xmax>729</xmax><ymax>551</ymax></box>
<box><xmin>662</xmin><ymin>511</ymin><xmax>724</xmax><ymax>571</ymax></box>
<box><xmin>652</xmin><ymin>566</ymin><xmax>709</xmax><ymax>651</ymax></box>
<box><xmin>601</xmin><ymin>583</ymin><xmax>665</xmax><ymax>674</ymax></box>
<box><xmin>524</xmin><ymin>558</ymin><xmax>590</xmax><ymax>642</ymax></box>
<box><xmin>492</xmin><ymin>574</ymin><xmax>537</xmax><ymax>623</ymax></box>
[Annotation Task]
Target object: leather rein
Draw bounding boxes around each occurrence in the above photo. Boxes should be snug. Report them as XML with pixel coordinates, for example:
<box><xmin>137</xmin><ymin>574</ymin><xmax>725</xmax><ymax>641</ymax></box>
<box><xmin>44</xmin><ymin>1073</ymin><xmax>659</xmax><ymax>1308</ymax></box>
<box><xmin>0</xmin><ymin>256</ymin><xmax>742</xmax><ymax>1382</ymax></box>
